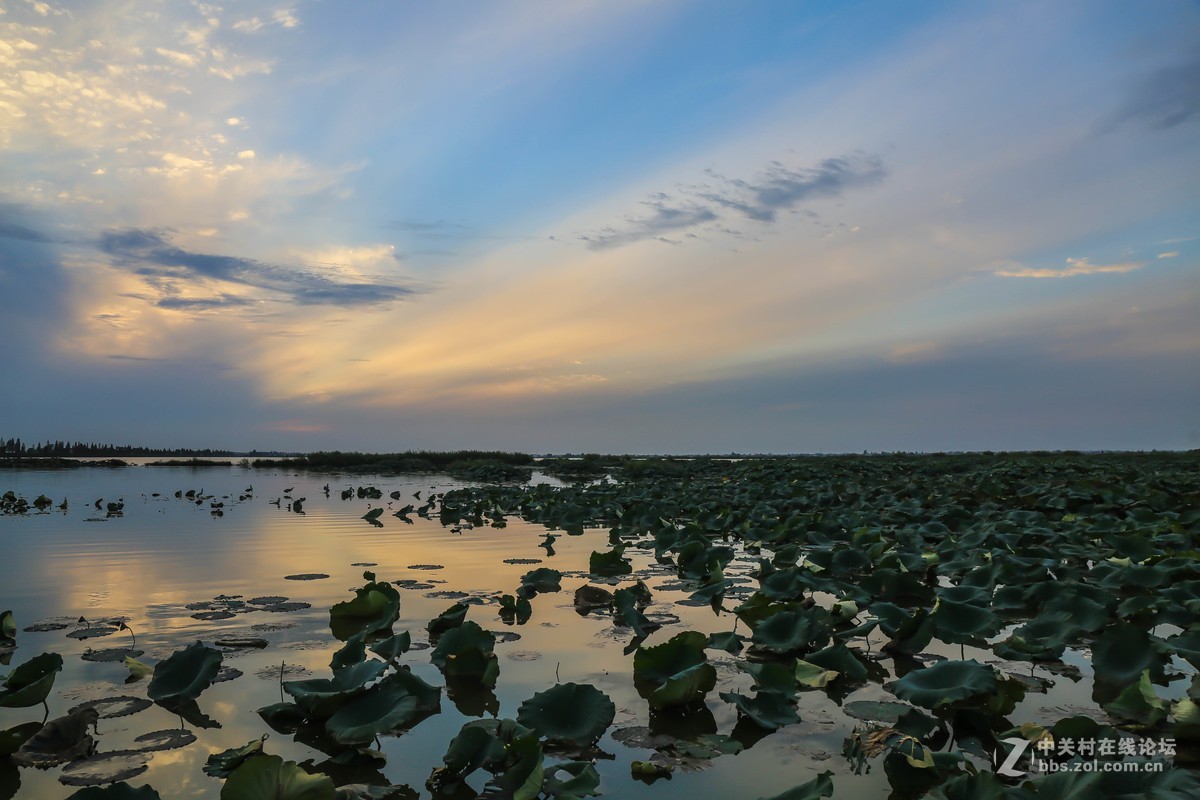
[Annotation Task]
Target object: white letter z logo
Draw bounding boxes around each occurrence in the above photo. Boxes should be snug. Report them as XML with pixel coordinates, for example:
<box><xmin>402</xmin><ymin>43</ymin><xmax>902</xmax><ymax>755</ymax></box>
<box><xmin>998</xmin><ymin>737</ymin><xmax>1030</xmax><ymax>777</ymax></box>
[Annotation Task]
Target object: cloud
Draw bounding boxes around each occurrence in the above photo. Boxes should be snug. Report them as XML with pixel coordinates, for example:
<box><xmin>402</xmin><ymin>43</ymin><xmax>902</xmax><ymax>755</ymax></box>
<box><xmin>99</xmin><ymin>228</ymin><xmax>421</xmax><ymax>307</ymax></box>
<box><xmin>993</xmin><ymin>257</ymin><xmax>1145</xmax><ymax>279</ymax></box>
<box><xmin>1158</xmin><ymin>251</ymin><xmax>1179</xmax><ymax>259</ymax></box>
<box><xmin>0</xmin><ymin>219</ymin><xmax>52</xmax><ymax>243</ymax></box>
<box><xmin>1102</xmin><ymin>56</ymin><xmax>1200</xmax><ymax>132</ymax></box>
<box><xmin>575</xmin><ymin>152</ymin><xmax>885</xmax><ymax>250</ymax></box>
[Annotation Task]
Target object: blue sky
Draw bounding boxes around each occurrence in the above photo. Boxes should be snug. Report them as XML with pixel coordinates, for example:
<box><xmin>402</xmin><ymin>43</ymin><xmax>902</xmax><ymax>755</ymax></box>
<box><xmin>1</xmin><ymin>0</ymin><xmax>1197</xmax><ymax>453</ymax></box>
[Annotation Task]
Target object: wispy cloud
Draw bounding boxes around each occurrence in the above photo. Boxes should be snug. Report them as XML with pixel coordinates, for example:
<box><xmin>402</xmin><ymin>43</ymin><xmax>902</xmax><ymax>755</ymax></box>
<box><xmin>993</xmin><ymin>257</ymin><xmax>1145</xmax><ymax>279</ymax></box>
<box><xmin>1100</xmin><ymin>56</ymin><xmax>1200</xmax><ymax>133</ymax></box>
<box><xmin>99</xmin><ymin>228</ymin><xmax>420</xmax><ymax>307</ymax></box>
<box><xmin>575</xmin><ymin>153</ymin><xmax>885</xmax><ymax>250</ymax></box>
<box><xmin>1157</xmin><ymin>251</ymin><xmax>1179</xmax><ymax>259</ymax></box>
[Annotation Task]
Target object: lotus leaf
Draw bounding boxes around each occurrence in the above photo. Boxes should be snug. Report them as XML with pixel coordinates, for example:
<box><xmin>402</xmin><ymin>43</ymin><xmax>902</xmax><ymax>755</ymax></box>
<box><xmin>430</xmin><ymin>719</ymin><xmax>543</xmax><ymax>799</ymax></box>
<box><xmin>330</xmin><ymin>632</ymin><xmax>367</xmax><ymax>670</ymax></box>
<box><xmin>633</xmin><ymin>631</ymin><xmax>716</xmax><ymax>707</ymax></box>
<box><xmin>65</xmin><ymin>783</ymin><xmax>164</xmax><ymax>799</ymax></box>
<box><xmin>332</xmin><ymin>786</ymin><xmax>417</xmax><ymax>800</ymax></box>
<box><xmin>1171</xmin><ymin>697</ymin><xmax>1200</xmax><ymax>741</ymax></box>
<box><xmin>992</xmin><ymin>612</ymin><xmax>1075</xmax><ymax>662</ymax></box>
<box><xmin>326</xmin><ymin>692</ymin><xmax>420</xmax><ymax>745</ymax></box>
<box><xmin>124</xmin><ymin>656</ymin><xmax>153</xmax><ymax>681</ymax></box>
<box><xmin>542</xmin><ymin>761</ymin><xmax>601</xmax><ymax>800</ymax></box>
<box><xmin>931</xmin><ymin>599</ymin><xmax>1002</xmax><ymax>645</ymax></box>
<box><xmin>573</xmin><ymin>585</ymin><xmax>613</xmax><ymax>613</ymax></box>
<box><xmin>890</xmin><ymin>659</ymin><xmax>998</xmax><ymax>709</ymax></box>
<box><xmin>706</xmin><ymin>631</ymin><xmax>745</xmax><ymax>653</ymax></box>
<box><xmin>0</xmin><ymin>611</ymin><xmax>13</xmax><ymax>644</ymax></box>
<box><xmin>1103</xmin><ymin>669</ymin><xmax>1168</xmax><ymax>727</ymax></box>
<box><xmin>842</xmin><ymin>700</ymin><xmax>921</xmax><ymax>724</ymax></box>
<box><xmin>329</xmin><ymin>574</ymin><xmax>401</xmax><ymax>641</ymax></box>
<box><xmin>256</xmin><ymin>703</ymin><xmax>309</xmax><ymax>733</ymax></box>
<box><xmin>882</xmin><ymin>607</ymin><xmax>935</xmax><ymax>655</ymax></box>
<box><xmin>719</xmin><ymin>691</ymin><xmax>800</xmax><ymax>731</ymax></box>
<box><xmin>0</xmin><ymin>651</ymin><xmax>63</xmax><ymax>707</ymax></box>
<box><xmin>756</xmin><ymin>770</ymin><xmax>833</xmax><ymax>800</ymax></box>
<box><xmin>0</xmin><ymin>721</ymin><xmax>42</xmax><ymax>756</ymax></box>
<box><xmin>1165</xmin><ymin>628</ymin><xmax>1200</xmax><ymax>669</ymax></box>
<box><xmin>59</xmin><ymin>751</ymin><xmax>150</xmax><ymax>786</ymax></box>
<box><xmin>426</xmin><ymin>603</ymin><xmax>468</xmax><ymax>636</ymax></box>
<box><xmin>751</xmin><ymin>607</ymin><xmax>832</xmax><ymax>655</ymax></box>
<box><xmin>430</xmin><ymin>621</ymin><xmax>498</xmax><ymax>686</ymax></box>
<box><xmin>368</xmin><ymin>632</ymin><xmax>412</xmax><ymax>662</ymax></box>
<box><xmin>499</xmin><ymin>594</ymin><xmax>532</xmax><ymax>624</ymax></box>
<box><xmin>220</xmin><ymin>754</ymin><xmax>336</xmax><ymax>800</ymax></box>
<box><xmin>519</xmin><ymin>568</ymin><xmax>563</xmax><ymax>595</ymax></box>
<box><xmin>805</xmin><ymin>642</ymin><xmax>873</xmax><ymax>683</ymax></box>
<box><xmin>590</xmin><ymin>546</ymin><xmax>632</xmax><ymax>577</ymax></box>
<box><xmin>1091</xmin><ymin>623</ymin><xmax>1162</xmax><ymax>686</ymax></box>
<box><xmin>515</xmin><ymin>682</ymin><xmax>616</xmax><ymax>746</ymax></box>
<box><xmin>147</xmin><ymin>641</ymin><xmax>222</xmax><ymax>704</ymax></box>
<box><xmin>740</xmin><ymin>659</ymin><xmax>798</xmax><ymax>694</ymax></box>
<box><xmin>204</xmin><ymin>736</ymin><xmax>267</xmax><ymax>778</ymax></box>
<box><xmin>129</xmin><ymin>728</ymin><xmax>197</xmax><ymax>753</ymax></box>
<box><xmin>283</xmin><ymin>660</ymin><xmax>387</xmax><ymax>718</ymax></box>
<box><xmin>794</xmin><ymin>660</ymin><xmax>839</xmax><ymax>688</ymax></box>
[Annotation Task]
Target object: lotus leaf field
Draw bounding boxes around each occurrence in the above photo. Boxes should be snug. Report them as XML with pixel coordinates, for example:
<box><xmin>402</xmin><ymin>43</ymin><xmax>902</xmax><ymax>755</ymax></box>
<box><xmin>1</xmin><ymin>452</ymin><xmax>1198</xmax><ymax>799</ymax></box>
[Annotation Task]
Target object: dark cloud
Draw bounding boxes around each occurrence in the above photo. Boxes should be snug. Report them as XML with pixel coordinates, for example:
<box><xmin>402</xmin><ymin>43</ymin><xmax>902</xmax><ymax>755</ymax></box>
<box><xmin>579</xmin><ymin>200</ymin><xmax>718</xmax><ymax>250</ymax></box>
<box><xmin>0</xmin><ymin>220</ymin><xmax>52</xmax><ymax>243</ymax></box>
<box><xmin>574</xmin><ymin>152</ymin><xmax>885</xmax><ymax>250</ymax></box>
<box><xmin>386</xmin><ymin>219</ymin><xmax>471</xmax><ymax>240</ymax></box>
<box><xmin>1102</xmin><ymin>56</ymin><xmax>1200</xmax><ymax>132</ymax></box>
<box><xmin>99</xmin><ymin>228</ymin><xmax>420</xmax><ymax>307</ymax></box>
<box><xmin>154</xmin><ymin>295</ymin><xmax>259</xmax><ymax>310</ymax></box>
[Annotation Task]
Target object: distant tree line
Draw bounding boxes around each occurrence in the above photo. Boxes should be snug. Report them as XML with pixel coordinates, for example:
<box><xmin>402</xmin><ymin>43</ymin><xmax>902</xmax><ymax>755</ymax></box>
<box><xmin>0</xmin><ymin>438</ymin><xmax>247</xmax><ymax>457</ymax></box>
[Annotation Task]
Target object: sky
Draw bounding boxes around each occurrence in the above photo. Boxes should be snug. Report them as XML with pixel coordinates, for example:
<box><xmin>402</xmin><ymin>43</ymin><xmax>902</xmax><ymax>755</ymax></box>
<box><xmin>1</xmin><ymin>0</ymin><xmax>1197</xmax><ymax>454</ymax></box>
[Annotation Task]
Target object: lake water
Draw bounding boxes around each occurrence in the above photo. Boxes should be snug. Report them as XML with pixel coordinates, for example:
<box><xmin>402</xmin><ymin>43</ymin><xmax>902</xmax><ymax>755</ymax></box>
<box><xmin>0</xmin><ymin>463</ymin><xmax>1187</xmax><ymax>798</ymax></box>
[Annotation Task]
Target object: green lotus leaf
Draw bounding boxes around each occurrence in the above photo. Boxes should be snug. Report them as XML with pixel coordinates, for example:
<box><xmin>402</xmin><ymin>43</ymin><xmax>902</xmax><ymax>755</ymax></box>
<box><xmin>756</xmin><ymin>770</ymin><xmax>833</xmax><ymax>800</ymax></box>
<box><xmin>439</xmin><ymin>720</ymin><xmax>507</xmax><ymax>779</ymax></box>
<box><xmin>0</xmin><ymin>651</ymin><xmax>63</xmax><ymax>707</ymax></box>
<box><xmin>1041</xmin><ymin>593</ymin><xmax>1110</xmax><ymax>633</ymax></box>
<box><xmin>0</xmin><ymin>611</ymin><xmax>14</xmax><ymax>644</ymax></box>
<box><xmin>794</xmin><ymin>660</ymin><xmax>839</xmax><ymax>688</ymax></box>
<box><xmin>805</xmin><ymin>642</ymin><xmax>872</xmax><ymax>683</ymax></box>
<box><xmin>589</xmin><ymin>546</ymin><xmax>632</xmax><ymax>577</ymax></box>
<box><xmin>751</xmin><ymin>607</ymin><xmax>832</xmax><ymax>654</ymax></box>
<box><xmin>542</xmin><ymin>760</ymin><xmax>601</xmax><ymax>800</ymax></box>
<box><xmin>633</xmin><ymin>630</ymin><xmax>707</xmax><ymax>683</ymax></box>
<box><xmin>430</xmin><ymin>621</ymin><xmax>498</xmax><ymax>686</ymax></box>
<box><xmin>1103</xmin><ymin>668</ymin><xmax>1167</xmax><ymax>727</ymax></box>
<box><xmin>0</xmin><ymin>721</ymin><xmax>42</xmax><ymax>756</ymax></box>
<box><xmin>65</xmin><ymin>784</ymin><xmax>164</xmax><ymax>800</ymax></box>
<box><xmin>283</xmin><ymin>660</ymin><xmax>387</xmax><ymax>718</ymax></box>
<box><xmin>739</xmin><ymin>659</ymin><xmax>798</xmax><ymax>694</ymax></box>
<box><xmin>125</xmin><ymin>656</ymin><xmax>153</xmax><ymax>681</ymax></box>
<box><xmin>519</xmin><ymin>568</ymin><xmax>562</xmax><ymax>595</ymax></box>
<box><xmin>204</xmin><ymin>737</ymin><xmax>268</xmax><ymax>778</ymax></box>
<box><xmin>385</xmin><ymin>667</ymin><xmax>441</xmax><ymax>710</ymax></box>
<box><xmin>882</xmin><ymin>607</ymin><xmax>935</xmax><ymax>655</ymax></box>
<box><xmin>330</xmin><ymin>631</ymin><xmax>367</xmax><ymax>670</ymax></box>
<box><xmin>220</xmin><ymin>754</ymin><xmax>335</xmax><ymax>800</ymax></box>
<box><xmin>369</xmin><ymin>632</ymin><xmax>411</xmax><ymax>662</ymax></box>
<box><xmin>332</xmin><ymin>785</ymin><xmax>417</xmax><ymax>800</ymax></box>
<box><xmin>931</xmin><ymin>599</ymin><xmax>1002</xmax><ymax>645</ymax></box>
<box><xmin>516</xmin><ymin>682</ymin><xmax>616</xmax><ymax>746</ymax></box>
<box><xmin>992</xmin><ymin>612</ymin><xmax>1075</xmax><ymax>662</ymax></box>
<box><xmin>147</xmin><ymin>641</ymin><xmax>222</xmax><ymax>703</ymax></box>
<box><xmin>842</xmin><ymin>700</ymin><xmax>921</xmax><ymax>724</ymax></box>
<box><xmin>427</xmin><ymin>603</ymin><xmax>469</xmax><ymax>636</ymax></box>
<box><xmin>646</xmin><ymin>661</ymin><xmax>717</xmax><ymax>710</ymax></box>
<box><xmin>890</xmin><ymin>659</ymin><xmax>998</xmax><ymax>709</ymax></box>
<box><xmin>719</xmin><ymin>690</ymin><xmax>800</xmax><ymax>731</ymax></box>
<box><xmin>430</xmin><ymin>719</ymin><xmax>543</xmax><ymax>798</ymax></box>
<box><xmin>329</xmin><ymin>573</ymin><xmax>401</xmax><ymax>641</ymax></box>
<box><xmin>1171</xmin><ymin>697</ymin><xmax>1200</xmax><ymax>741</ymax></box>
<box><xmin>706</xmin><ymin>631</ymin><xmax>745</xmax><ymax>653</ymax></box>
<box><xmin>1091</xmin><ymin>622</ymin><xmax>1162</xmax><ymax>686</ymax></box>
<box><xmin>1165</xmin><ymin>628</ymin><xmax>1200</xmax><ymax>669</ymax></box>
<box><xmin>324</xmin><ymin>679</ymin><xmax>423</xmax><ymax>745</ymax></box>
<box><xmin>255</xmin><ymin>703</ymin><xmax>309</xmax><ymax>734</ymax></box>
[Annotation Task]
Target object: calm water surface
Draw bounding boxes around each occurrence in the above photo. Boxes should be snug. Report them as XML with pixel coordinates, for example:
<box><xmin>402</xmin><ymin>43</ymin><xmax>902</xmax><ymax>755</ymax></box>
<box><xmin>0</xmin><ymin>464</ymin><xmax>1167</xmax><ymax>799</ymax></box>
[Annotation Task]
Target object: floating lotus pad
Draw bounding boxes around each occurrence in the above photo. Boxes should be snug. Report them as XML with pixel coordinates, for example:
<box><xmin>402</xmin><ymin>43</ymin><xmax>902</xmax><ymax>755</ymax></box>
<box><xmin>284</xmin><ymin>574</ymin><xmax>330</xmax><ymax>581</ymax></box>
<box><xmin>59</xmin><ymin>752</ymin><xmax>151</xmax><ymax>787</ymax></box>
<box><xmin>82</xmin><ymin>648</ymin><xmax>145</xmax><ymax>663</ymax></box>
<box><xmin>129</xmin><ymin>728</ymin><xmax>197</xmax><ymax>753</ymax></box>
<box><xmin>69</xmin><ymin>696</ymin><xmax>153</xmax><ymax>719</ymax></box>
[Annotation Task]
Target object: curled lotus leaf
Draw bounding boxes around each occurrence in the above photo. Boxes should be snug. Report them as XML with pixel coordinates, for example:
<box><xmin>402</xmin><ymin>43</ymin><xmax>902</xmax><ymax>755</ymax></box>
<box><xmin>147</xmin><ymin>641</ymin><xmax>223</xmax><ymax>703</ymax></box>
<box><xmin>59</xmin><ymin>751</ymin><xmax>150</xmax><ymax>787</ymax></box>
<box><xmin>204</xmin><ymin>736</ymin><xmax>267</xmax><ymax>778</ymax></box>
<box><xmin>542</xmin><ymin>761</ymin><xmax>601</xmax><ymax>799</ymax></box>
<box><xmin>0</xmin><ymin>651</ymin><xmax>63</xmax><ymax>708</ymax></box>
<box><xmin>220</xmin><ymin>753</ymin><xmax>336</xmax><ymax>800</ymax></box>
<box><xmin>890</xmin><ymin>659</ymin><xmax>998</xmax><ymax>709</ymax></box>
<box><xmin>65</xmin><ymin>783</ymin><xmax>164</xmax><ymax>799</ymax></box>
<box><xmin>589</xmin><ymin>547</ymin><xmax>632</xmax><ymax>577</ymax></box>
<box><xmin>369</xmin><ymin>632</ymin><xmax>412</xmax><ymax>662</ymax></box>
<box><xmin>992</xmin><ymin>612</ymin><xmax>1075</xmax><ymax>662</ymax></box>
<box><xmin>329</xmin><ymin>573</ymin><xmax>401</xmax><ymax>641</ymax></box>
<box><xmin>516</xmin><ymin>683</ymin><xmax>616</xmax><ymax>746</ymax></box>
<box><xmin>719</xmin><ymin>690</ymin><xmax>800</xmax><ymax>731</ymax></box>
<box><xmin>1103</xmin><ymin>669</ymin><xmax>1168</xmax><ymax>727</ymax></box>
<box><xmin>427</xmin><ymin>603</ymin><xmax>469</xmax><ymax>636</ymax></box>
<box><xmin>751</xmin><ymin>607</ymin><xmax>832</xmax><ymax>655</ymax></box>
<box><xmin>12</xmin><ymin>707</ymin><xmax>98</xmax><ymax>767</ymax></box>
<box><xmin>0</xmin><ymin>610</ymin><xmax>14</xmax><ymax>645</ymax></box>
<box><xmin>1091</xmin><ymin>623</ymin><xmax>1162</xmax><ymax>686</ymax></box>
<box><xmin>430</xmin><ymin>621</ymin><xmax>499</xmax><ymax>686</ymax></box>
<box><xmin>633</xmin><ymin>632</ymin><xmax>717</xmax><ymax>709</ymax></box>
<box><xmin>283</xmin><ymin>660</ymin><xmax>387</xmax><ymax>718</ymax></box>
<box><xmin>519</xmin><ymin>568</ymin><xmax>563</xmax><ymax>596</ymax></box>
<box><xmin>0</xmin><ymin>721</ymin><xmax>43</xmax><ymax>756</ymax></box>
